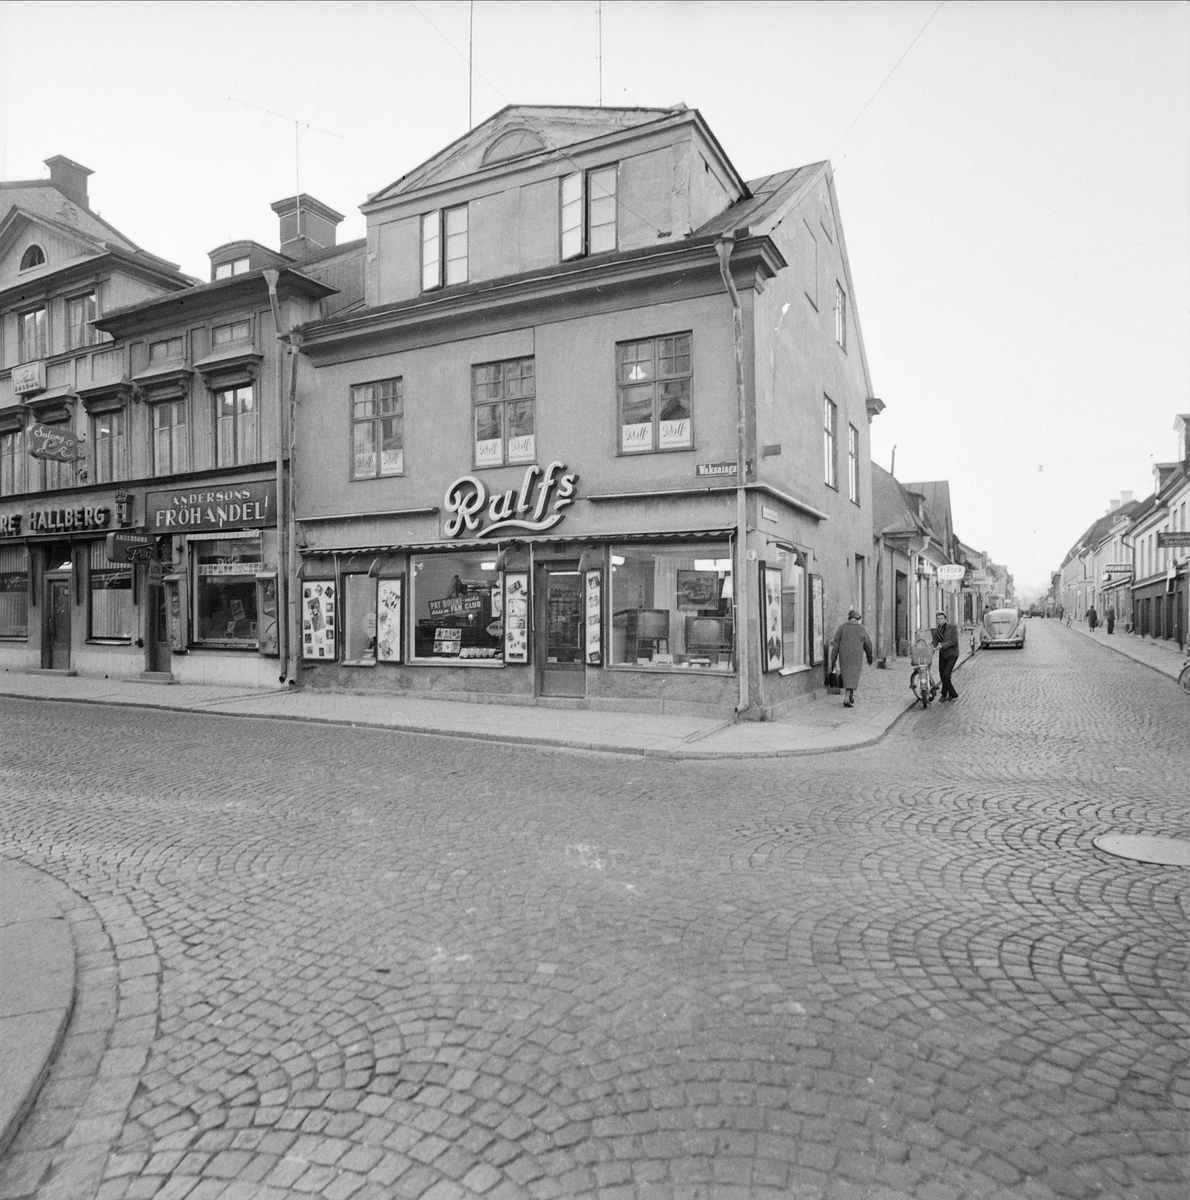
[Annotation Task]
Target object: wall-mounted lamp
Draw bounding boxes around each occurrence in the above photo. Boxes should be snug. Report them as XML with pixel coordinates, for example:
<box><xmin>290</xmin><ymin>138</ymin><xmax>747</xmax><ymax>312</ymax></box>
<box><xmin>114</xmin><ymin>490</ymin><xmax>133</xmax><ymax>527</ymax></box>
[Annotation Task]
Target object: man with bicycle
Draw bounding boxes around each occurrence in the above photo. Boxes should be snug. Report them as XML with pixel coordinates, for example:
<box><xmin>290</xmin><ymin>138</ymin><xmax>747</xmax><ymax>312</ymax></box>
<box><xmin>932</xmin><ymin>609</ymin><xmax>960</xmax><ymax>701</ymax></box>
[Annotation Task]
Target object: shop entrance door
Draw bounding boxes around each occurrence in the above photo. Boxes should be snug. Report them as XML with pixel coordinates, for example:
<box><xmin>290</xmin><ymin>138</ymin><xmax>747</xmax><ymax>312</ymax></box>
<box><xmin>46</xmin><ymin>577</ymin><xmax>71</xmax><ymax>670</ymax></box>
<box><xmin>148</xmin><ymin>583</ymin><xmax>172</xmax><ymax>673</ymax></box>
<box><xmin>536</xmin><ymin>564</ymin><xmax>585</xmax><ymax>697</ymax></box>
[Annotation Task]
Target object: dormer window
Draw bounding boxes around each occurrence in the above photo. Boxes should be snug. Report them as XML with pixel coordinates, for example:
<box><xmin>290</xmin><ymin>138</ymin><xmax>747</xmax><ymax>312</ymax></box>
<box><xmin>421</xmin><ymin>205</ymin><xmax>468</xmax><ymax>291</ymax></box>
<box><xmin>214</xmin><ymin>258</ymin><xmax>250</xmax><ymax>279</ymax></box>
<box><xmin>18</xmin><ymin>308</ymin><xmax>47</xmax><ymax>363</ymax></box>
<box><xmin>561</xmin><ymin>165</ymin><xmax>618</xmax><ymax>260</ymax></box>
<box><xmin>19</xmin><ymin>245</ymin><xmax>46</xmax><ymax>271</ymax></box>
<box><xmin>67</xmin><ymin>292</ymin><xmax>99</xmax><ymax>350</ymax></box>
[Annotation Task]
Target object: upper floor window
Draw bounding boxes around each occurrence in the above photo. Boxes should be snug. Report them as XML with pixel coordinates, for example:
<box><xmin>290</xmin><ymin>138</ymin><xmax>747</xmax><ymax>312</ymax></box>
<box><xmin>561</xmin><ymin>165</ymin><xmax>618</xmax><ymax>260</ymax></box>
<box><xmin>473</xmin><ymin>358</ymin><xmax>535</xmax><ymax>468</ymax></box>
<box><xmin>213</xmin><ymin>321</ymin><xmax>251</xmax><ymax>347</ymax></box>
<box><xmin>421</xmin><ymin>206</ymin><xmax>468</xmax><ymax>290</ymax></box>
<box><xmin>823</xmin><ymin>397</ymin><xmax>838</xmax><ymax>488</ymax></box>
<box><xmin>215</xmin><ymin>385</ymin><xmax>257</xmax><ymax>466</ymax></box>
<box><xmin>1</xmin><ymin>428</ymin><xmax>24</xmax><ymax>497</ymax></box>
<box><xmin>150</xmin><ymin>337</ymin><xmax>184</xmax><ymax>363</ymax></box>
<box><xmin>214</xmin><ymin>258</ymin><xmax>250</xmax><ymax>279</ymax></box>
<box><xmin>617</xmin><ymin>333</ymin><xmax>692</xmax><ymax>454</ymax></box>
<box><xmin>835</xmin><ymin>282</ymin><xmax>847</xmax><ymax>349</ymax></box>
<box><xmin>152</xmin><ymin>399</ymin><xmax>189</xmax><ymax>477</ymax></box>
<box><xmin>352</xmin><ymin>378</ymin><xmax>404</xmax><ymax>479</ymax></box>
<box><xmin>19</xmin><ymin>245</ymin><xmax>45</xmax><ymax>271</ymax></box>
<box><xmin>848</xmin><ymin>424</ymin><xmax>860</xmax><ymax>504</ymax></box>
<box><xmin>92</xmin><ymin>410</ymin><xmax>128</xmax><ymax>484</ymax></box>
<box><xmin>18</xmin><ymin>307</ymin><xmax>47</xmax><ymax>362</ymax></box>
<box><xmin>67</xmin><ymin>292</ymin><xmax>99</xmax><ymax>350</ymax></box>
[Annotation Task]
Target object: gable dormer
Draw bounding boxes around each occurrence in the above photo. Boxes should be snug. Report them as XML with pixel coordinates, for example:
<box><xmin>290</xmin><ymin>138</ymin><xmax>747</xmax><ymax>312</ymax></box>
<box><xmin>360</xmin><ymin>104</ymin><xmax>748</xmax><ymax>307</ymax></box>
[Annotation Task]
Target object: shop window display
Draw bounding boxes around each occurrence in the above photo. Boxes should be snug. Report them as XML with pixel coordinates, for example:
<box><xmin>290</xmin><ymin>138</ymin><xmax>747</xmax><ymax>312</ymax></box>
<box><xmin>89</xmin><ymin>539</ymin><xmax>132</xmax><ymax>640</ymax></box>
<box><xmin>412</xmin><ymin>552</ymin><xmax>503</xmax><ymax>661</ymax></box>
<box><xmin>0</xmin><ymin>545</ymin><xmax>28</xmax><ymax>638</ymax></box>
<box><xmin>610</xmin><ymin>542</ymin><xmax>733</xmax><ymax>670</ymax></box>
<box><xmin>192</xmin><ymin>537</ymin><xmax>261</xmax><ymax>647</ymax></box>
<box><xmin>782</xmin><ymin>556</ymin><xmax>806</xmax><ymax>668</ymax></box>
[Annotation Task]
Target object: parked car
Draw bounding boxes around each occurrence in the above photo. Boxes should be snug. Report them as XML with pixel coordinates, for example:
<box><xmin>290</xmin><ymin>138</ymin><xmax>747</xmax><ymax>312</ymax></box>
<box><xmin>980</xmin><ymin>607</ymin><xmax>1026</xmax><ymax>649</ymax></box>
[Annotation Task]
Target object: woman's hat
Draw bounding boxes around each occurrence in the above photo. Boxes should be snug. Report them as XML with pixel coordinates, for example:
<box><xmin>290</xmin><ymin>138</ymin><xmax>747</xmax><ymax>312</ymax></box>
<box><xmin>848</xmin><ymin>608</ymin><xmax>861</xmax><ymax>619</ymax></box>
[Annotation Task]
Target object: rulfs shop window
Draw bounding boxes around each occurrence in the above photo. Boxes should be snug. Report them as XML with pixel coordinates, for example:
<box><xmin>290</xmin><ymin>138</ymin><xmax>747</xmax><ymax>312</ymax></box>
<box><xmin>338</xmin><ymin>573</ymin><xmax>403</xmax><ymax>665</ymax></box>
<box><xmin>610</xmin><ymin>542</ymin><xmax>733</xmax><ymax>671</ymax></box>
<box><xmin>214</xmin><ymin>385</ymin><xmax>257</xmax><ymax>466</ymax></box>
<box><xmin>352</xmin><ymin>378</ymin><xmax>404</xmax><ymax>479</ymax></box>
<box><xmin>617</xmin><ymin>333</ymin><xmax>692</xmax><ymax>454</ymax></box>
<box><xmin>561</xmin><ymin>165</ymin><xmax>618</xmax><ymax>259</ymax></box>
<box><xmin>192</xmin><ymin>537</ymin><xmax>262</xmax><ymax>647</ymax></box>
<box><xmin>92</xmin><ymin>409</ymin><xmax>128</xmax><ymax>484</ymax></box>
<box><xmin>89</xmin><ymin>539</ymin><xmax>132</xmax><ymax>641</ymax></box>
<box><xmin>421</xmin><ymin>205</ymin><xmax>468</xmax><ymax>290</ymax></box>
<box><xmin>67</xmin><ymin>292</ymin><xmax>99</xmax><ymax>350</ymax></box>
<box><xmin>152</xmin><ymin>398</ymin><xmax>189</xmax><ymax>476</ymax></box>
<box><xmin>412</xmin><ymin>552</ymin><xmax>503</xmax><ymax>662</ymax></box>
<box><xmin>1</xmin><ymin>427</ymin><xmax>25</xmax><ymax>496</ymax></box>
<box><xmin>0</xmin><ymin>545</ymin><xmax>29</xmax><ymax>639</ymax></box>
<box><xmin>473</xmin><ymin>358</ymin><xmax>535</xmax><ymax>468</ymax></box>
<box><xmin>18</xmin><ymin>307</ymin><xmax>47</xmax><ymax>362</ymax></box>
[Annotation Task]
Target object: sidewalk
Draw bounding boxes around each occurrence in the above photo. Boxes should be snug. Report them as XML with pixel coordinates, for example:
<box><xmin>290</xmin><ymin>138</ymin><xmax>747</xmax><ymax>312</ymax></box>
<box><xmin>0</xmin><ymin>649</ymin><xmax>970</xmax><ymax>761</ymax></box>
<box><xmin>0</xmin><ymin>859</ymin><xmax>76</xmax><ymax>1160</ymax></box>
<box><xmin>1065</xmin><ymin>620</ymin><xmax>1186</xmax><ymax>680</ymax></box>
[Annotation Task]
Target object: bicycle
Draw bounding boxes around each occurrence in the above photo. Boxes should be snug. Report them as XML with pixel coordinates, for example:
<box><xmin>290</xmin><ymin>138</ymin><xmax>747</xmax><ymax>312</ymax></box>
<box><xmin>909</xmin><ymin>638</ymin><xmax>938</xmax><ymax>708</ymax></box>
<box><xmin>1179</xmin><ymin>657</ymin><xmax>1190</xmax><ymax>695</ymax></box>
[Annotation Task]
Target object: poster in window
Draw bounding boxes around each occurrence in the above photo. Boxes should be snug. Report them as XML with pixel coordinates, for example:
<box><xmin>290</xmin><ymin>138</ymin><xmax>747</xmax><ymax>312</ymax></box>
<box><xmin>504</xmin><ymin>572</ymin><xmax>529</xmax><ymax>663</ymax></box>
<box><xmin>376</xmin><ymin>578</ymin><xmax>402</xmax><ymax>662</ymax></box>
<box><xmin>302</xmin><ymin>581</ymin><xmax>336</xmax><ymax>660</ymax></box>
<box><xmin>810</xmin><ymin>573</ymin><xmax>824</xmax><ymax>666</ymax></box>
<box><xmin>760</xmin><ymin>563</ymin><xmax>784</xmax><ymax>672</ymax></box>
<box><xmin>584</xmin><ymin>569</ymin><xmax>602</xmax><ymax>665</ymax></box>
<box><xmin>257</xmin><ymin>575</ymin><xmax>279</xmax><ymax>656</ymax></box>
<box><xmin>676</xmin><ymin>570</ymin><xmax>719</xmax><ymax>610</ymax></box>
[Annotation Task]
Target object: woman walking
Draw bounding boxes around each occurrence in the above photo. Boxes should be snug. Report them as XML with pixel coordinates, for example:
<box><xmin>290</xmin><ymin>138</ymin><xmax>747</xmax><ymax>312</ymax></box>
<box><xmin>830</xmin><ymin>609</ymin><xmax>874</xmax><ymax>708</ymax></box>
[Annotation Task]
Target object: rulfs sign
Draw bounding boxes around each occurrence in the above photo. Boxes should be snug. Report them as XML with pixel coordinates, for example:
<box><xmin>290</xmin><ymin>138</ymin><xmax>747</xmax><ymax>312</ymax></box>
<box><xmin>28</xmin><ymin>423</ymin><xmax>81</xmax><ymax>462</ymax></box>
<box><xmin>444</xmin><ymin>461</ymin><xmax>577</xmax><ymax>538</ymax></box>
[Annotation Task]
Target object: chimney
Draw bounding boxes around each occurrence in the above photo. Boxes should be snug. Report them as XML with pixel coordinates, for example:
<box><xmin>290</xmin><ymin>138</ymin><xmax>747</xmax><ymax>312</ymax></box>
<box><xmin>44</xmin><ymin>155</ymin><xmax>93</xmax><ymax>209</ymax></box>
<box><xmin>270</xmin><ymin>194</ymin><xmax>344</xmax><ymax>260</ymax></box>
<box><xmin>1108</xmin><ymin>499</ymin><xmax>1119</xmax><ymax>512</ymax></box>
<box><xmin>1120</xmin><ymin>490</ymin><xmax>1133</xmax><ymax>505</ymax></box>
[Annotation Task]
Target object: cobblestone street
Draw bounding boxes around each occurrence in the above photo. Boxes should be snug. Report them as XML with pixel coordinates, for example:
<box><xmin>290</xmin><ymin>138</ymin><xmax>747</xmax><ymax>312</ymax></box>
<box><xmin>0</xmin><ymin>620</ymin><xmax>1186</xmax><ymax>1200</ymax></box>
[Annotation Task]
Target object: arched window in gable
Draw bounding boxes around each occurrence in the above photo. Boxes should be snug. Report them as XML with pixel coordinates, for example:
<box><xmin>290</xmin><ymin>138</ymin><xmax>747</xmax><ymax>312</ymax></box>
<box><xmin>19</xmin><ymin>245</ymin><xmax>46</xmax><ymax>270</ymax></box>
<box><xmin>481</xmin><ymin>128</ymin><xmax>546</xmax><ymax>167</ymax></box>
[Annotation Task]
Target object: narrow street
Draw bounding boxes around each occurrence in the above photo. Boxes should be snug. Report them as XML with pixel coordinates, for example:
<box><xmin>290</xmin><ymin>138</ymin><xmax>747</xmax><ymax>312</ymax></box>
<box><xmin>0</xmin><ymin>620</ymin><xmax>1185</xmax><ymax>1200</ymax></box>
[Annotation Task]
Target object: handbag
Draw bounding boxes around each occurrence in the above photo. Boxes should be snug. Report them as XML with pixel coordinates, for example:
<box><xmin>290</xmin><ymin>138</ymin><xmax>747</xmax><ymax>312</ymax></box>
<box><xmin>826</xmin><ymin>670</ymin><xmax>843</xmax><ymax>694</ymax></box>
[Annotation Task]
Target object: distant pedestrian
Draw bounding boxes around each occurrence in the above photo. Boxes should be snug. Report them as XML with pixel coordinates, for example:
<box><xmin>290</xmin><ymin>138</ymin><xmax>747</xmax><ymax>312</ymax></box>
<box><xmin>830</xmin><ymin>609</ymin><xmax>873</xmax><ymax>708</ymax></box>
<box><xmin>1087</xmin><ymin>605</ymin><xmax>1099</xmax><ymax>632</ymax></box>
<box><xmin>1106</xmin><ymin>607</ymin><xmax>1116</xmax><ymax>635</ymax></box>
<box><xmin>932</xmin><ymin>610</ymin><xmax>960</xmax><ymax>700</ymax></box>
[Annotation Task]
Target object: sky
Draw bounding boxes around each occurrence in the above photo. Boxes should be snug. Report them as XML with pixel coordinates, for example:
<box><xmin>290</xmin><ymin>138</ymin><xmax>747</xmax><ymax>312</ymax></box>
<box><xmin>1</xmin><ymin>0</ymin><xmax>1186</xmax><ymax>596</ymax></box>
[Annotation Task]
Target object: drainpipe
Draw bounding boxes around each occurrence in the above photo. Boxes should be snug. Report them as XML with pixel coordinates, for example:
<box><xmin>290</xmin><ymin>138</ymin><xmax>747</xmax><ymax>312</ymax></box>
<box><xmin>263</xmin><ymin>270</ymin><xmax>290</xmax><ymax>684</ymax></box>
<box><xmin>285</xmin><ymin>333</ymin><xmax>302</xmax><ymax>681</ymax></box>
<box><xmin>715</xmin><ymin>235</ymin><xmax>750</xmax><ymax>716</ymax></box>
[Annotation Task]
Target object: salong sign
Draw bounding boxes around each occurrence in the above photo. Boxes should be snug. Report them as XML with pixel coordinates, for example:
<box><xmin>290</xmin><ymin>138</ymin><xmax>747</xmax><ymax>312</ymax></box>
<box><xmin>145</xmin><ymin>482</ymin><xmax>275</xmax><ymax>532</ymax></box>
<box><xmin>28</xmin><ymin>423</ymin><xmax>81</xmax><ymax>462</ymax></box>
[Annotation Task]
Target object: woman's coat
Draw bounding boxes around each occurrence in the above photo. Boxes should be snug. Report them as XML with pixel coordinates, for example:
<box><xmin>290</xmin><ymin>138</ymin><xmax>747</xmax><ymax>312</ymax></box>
<box><xmin>830</xmin><ymin>620</ymin><xmax>874</xmax><ymax>690</ymax></box>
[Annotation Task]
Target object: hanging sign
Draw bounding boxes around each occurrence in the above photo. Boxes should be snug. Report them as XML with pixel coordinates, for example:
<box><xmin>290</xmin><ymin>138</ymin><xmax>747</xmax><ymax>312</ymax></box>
<box><xmin>106</xmin><ymin>531</ymin><xmax>155</xmax><ymax>563</ymax></box>
<box><xmin>28</xmin><ymin>422</ymin><xmax>81</xmax><ymax>461</ymax></box>
<box><xmin>301</xmin><ymin>581</ymin><xmax>335</xmax><ymax>659</ymax></box>
<box><xmin>584</xmin><ymin>570</ymin><xmax>602</xmax><ymax>665</ymax></box>
<box><xmin>937</xmin><ymin>564</ymin><xmax>966</xmax><ymax>581</ymax></box>
<box><xmin>444</xmin><ymin>461</ymin><xmax>577</xmax><ymax>538</ymax></box>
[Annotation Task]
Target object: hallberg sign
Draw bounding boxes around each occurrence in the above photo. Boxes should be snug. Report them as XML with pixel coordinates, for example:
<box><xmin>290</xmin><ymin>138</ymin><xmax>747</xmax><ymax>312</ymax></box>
<box><xmin>145</xmin><ymin>482</ymin><xmax>275</xmax><ymax>532</ymax></box>
<box><xmin>0</xmin><ymin>506</ymin><xmax>111</xmax><ymax>538</ymax></box>
<box><xmin>444</xmin><ymin>461</ymin><xmax>578</xmax><ymax>538</ymax></box>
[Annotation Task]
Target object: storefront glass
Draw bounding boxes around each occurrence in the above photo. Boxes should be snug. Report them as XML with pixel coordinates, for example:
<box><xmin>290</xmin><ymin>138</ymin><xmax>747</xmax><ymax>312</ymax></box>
<box><xmin>0</xmin><ymin>545</ymin><xmax>28</xmax><ymax>638</ymax></box>
<box><xmin>610</xmin><ymin>542</ymin><xmax>733</xmax><ymax>670</ymax></box>
<box><xmin>411</xmin><ymin>552</ymin><xmax>502</xmax><ymax>661</ymax></box>
<box><xmin>782</xmin><ymin>557</ymin><xmax>806</xmax><ymax>667</ymax></box>
<box><xmin>343</xmin><ymin>573</ymin><xmax>377</xmax><ymax>663</ymax></box>
<box><xmin>192</xmin><ymin>536</ymin><xmax>261</xmax><ymax>646</ymax></box>
<box><xmin>89</xmin><ymin>539</ymin><xmax>132</xmax><ymax>640</ymax></box>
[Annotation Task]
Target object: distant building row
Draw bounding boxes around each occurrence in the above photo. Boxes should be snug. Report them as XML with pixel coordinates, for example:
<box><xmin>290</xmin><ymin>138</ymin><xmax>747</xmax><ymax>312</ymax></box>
<box><xmin>0</xmin><ymin>110</ymin><xmax>1011</xmax><ymax>716</ymax></box>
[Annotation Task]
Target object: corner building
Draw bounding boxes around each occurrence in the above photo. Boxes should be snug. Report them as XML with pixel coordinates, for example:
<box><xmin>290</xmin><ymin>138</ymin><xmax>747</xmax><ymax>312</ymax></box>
<box><xmin>295</xmin><ymin>105</ymin><xmax>881</xmax><ymax>718</ymax></box>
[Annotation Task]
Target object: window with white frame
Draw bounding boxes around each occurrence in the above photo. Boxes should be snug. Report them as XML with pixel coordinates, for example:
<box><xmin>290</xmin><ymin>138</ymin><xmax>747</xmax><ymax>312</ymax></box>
<box><xmin>0</xmin><ymin>544</ymin><xmax>29</xmax><ymax>638</ymax></box>
<box><xmin>67</xmin><ymin>292</ymin><xmax>99</xmax><ymax>350</ymax></box>
<box><xmin>152</xmin><ymin>399</ymin><xmax>189</xmax><ymax>476</ymax></box>
<box><xmin>352</xmin><ymin>378</ymin><xmax>404</xmax><ymax>479</ymax></box>
<box><xmin>561</xmin><ymin>165</ymin><xmax>618</xmax><ymax>259</ymax></box>
<box><xmin>89</xmin><ymin>539</ymin><xmax>132</xmax><ymax>641</ymax></box>
<box><xmin>835</xmin><ymin>281</ymin><xmax>847</xmax><ymax>349</ymax></box>
<box><xmin>1</xmin><ymin>428</ymin><xmax>24</xmax><ymax>496</ymax></box>
<box><xmin>823</xmin><ymin>397</ymin><xmax>838</xmax><ymax>488</ymax></box>
<box><xmin>421</xmin><ymin>206</ymin><xmax>468</xmax><ymax>290</ymax></box>
<box><xmin>848</xmin><ymin>424</ymin><xmax>860</xmax><ymax>504</ymax></box>
<box><xmin>92</xmin><ymin>409</ymin><xmax>127</xmax><ymax>484</ymax></box>
<box><xmin>18</xmin><ymin>307</ymin><xmax>47</xmax><ymax>362</ymax></box>
<box><xmin>473</xmin><ymin>358</ymin><xmax>535</xmax><ymax>467</ymax></box>
<box><xmin>214</xmin><ymin>258</ymin><xmax>251</xmax><ymax>279</ymax></box>
<box><xmin>214</xmin><ymin>385</ymin><xmax>257</xmax><ymax>466</ymax></box>
<box><xmin>617</xmin><ymin>333</ymin><xmax>692</xmax><ymax>454</ymax></box>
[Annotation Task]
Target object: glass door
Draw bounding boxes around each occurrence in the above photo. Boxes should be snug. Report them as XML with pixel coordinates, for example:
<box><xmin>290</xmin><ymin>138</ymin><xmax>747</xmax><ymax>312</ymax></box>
<box><xmin>47</xmin><ymin>577</ymin><xmax>71</xmax><ymax>670</ymax></box>
<box><xmin>536</xmin><ymin>564</ymin><xmax>585</xmax><ymax>697</ymax></box>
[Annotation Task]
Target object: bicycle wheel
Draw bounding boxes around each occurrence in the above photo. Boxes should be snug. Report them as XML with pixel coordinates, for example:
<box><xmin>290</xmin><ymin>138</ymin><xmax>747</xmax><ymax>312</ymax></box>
<box><xmin>1179</xmin><ymin>664</ymin><xmax>1190</xmax><ymax>695</ymax></box>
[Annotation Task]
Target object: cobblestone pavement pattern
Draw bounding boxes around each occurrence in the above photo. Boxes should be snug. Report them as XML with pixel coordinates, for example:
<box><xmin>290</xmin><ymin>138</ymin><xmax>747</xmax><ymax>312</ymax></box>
<box><xmin>0</xmin><ymin>620</ymin><xmax>1186</xmax><ymax>1200</ymax></box>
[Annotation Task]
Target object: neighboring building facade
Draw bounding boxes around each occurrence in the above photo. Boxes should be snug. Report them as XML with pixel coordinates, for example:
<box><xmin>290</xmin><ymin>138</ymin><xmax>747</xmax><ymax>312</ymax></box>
<box><xmin>1092</xmin><ymin>492</ymin><xmax>1138</xmax><ymax>631</ymax></box>
<box><xmin>292</xmin><ymin>105</ymin><xmax>882</xmax><ymax>718</ymax></box>
<box><xmin>0</xmin><ymin>157</ymin><xmax>192</xmax><ymax>674</ymax></box>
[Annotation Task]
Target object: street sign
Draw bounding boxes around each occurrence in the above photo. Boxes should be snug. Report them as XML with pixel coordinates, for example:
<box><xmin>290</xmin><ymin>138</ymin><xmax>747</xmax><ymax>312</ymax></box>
<box><xmin>106</xmin><ymin>531</ymin><xmax>154</xmax><ymax>563</ymax></box>
<box><xmin>937</xmin><ymin>564</ymin><xmax>966</xmax><ymax>581</ymax></box>
<box><xmin>1157</xmin><ymin>531</ymin><xmax>1190</xmax><ymax>548</ymax></box>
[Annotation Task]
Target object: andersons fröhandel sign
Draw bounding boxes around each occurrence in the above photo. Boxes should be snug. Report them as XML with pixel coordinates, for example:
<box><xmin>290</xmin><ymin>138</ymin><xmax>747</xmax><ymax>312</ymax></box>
<box><xmin>145</xmin><ymin>482</ymin><xmax>275</xmax><ymax>532</ymax></box>
<box><xmin>444</xmin><ymin>461</ymin><xmax>578</xmax><ymax>538</ymax></box>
